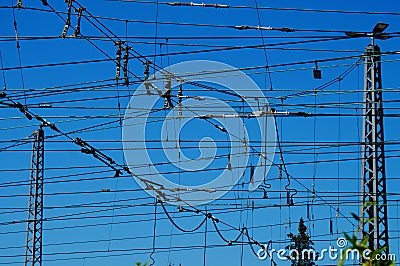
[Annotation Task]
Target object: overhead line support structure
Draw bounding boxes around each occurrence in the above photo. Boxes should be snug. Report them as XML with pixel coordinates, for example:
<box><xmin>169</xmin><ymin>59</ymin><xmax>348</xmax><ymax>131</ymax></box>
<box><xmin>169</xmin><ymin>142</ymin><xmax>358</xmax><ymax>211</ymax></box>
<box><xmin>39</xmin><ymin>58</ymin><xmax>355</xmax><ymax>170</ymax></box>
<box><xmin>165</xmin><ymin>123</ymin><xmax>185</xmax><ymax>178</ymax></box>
<box><xmin>24</xmin><ymin>127</ymin><xmax>45</xmax><ymax>266</ymax></box>
<box><xmin>360</xmin><ymin>23</ymin><xmax>390</xmax><ymax>253</ymax></box>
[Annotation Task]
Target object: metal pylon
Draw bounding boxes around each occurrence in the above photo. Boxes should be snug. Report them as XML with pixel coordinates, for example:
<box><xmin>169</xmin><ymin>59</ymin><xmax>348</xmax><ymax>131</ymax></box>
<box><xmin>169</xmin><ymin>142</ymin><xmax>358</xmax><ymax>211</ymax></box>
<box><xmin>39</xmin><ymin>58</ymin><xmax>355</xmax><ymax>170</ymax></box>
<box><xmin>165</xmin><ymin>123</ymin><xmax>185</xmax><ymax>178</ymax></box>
<box><xmin>24</xmin><ymin>127</ymin><xmax>44</xmax><ymax>266</ymax></box>
<box><xmin>360</xmin><ymin>44</ymin><xmax>389</xmax><ymax>252</ymax></box>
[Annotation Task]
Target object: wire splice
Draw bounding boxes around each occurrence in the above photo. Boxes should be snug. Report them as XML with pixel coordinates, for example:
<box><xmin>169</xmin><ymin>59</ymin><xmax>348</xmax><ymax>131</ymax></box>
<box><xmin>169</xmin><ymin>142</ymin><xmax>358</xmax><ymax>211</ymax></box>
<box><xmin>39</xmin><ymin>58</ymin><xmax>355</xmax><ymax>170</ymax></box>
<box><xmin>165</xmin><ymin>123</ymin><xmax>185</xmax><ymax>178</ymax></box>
<box><xmin>167</xmin><ymin>2</ymin><xmax>229</xmax><ymax>8</ymax></box>
<box><xmin>235</xmin><ymin>25</ymin><xmax>295</xmax><ymax>32</ymax></box>
<box><xmin>194</xmin><ymin>110</ymin><xmax>311</xmax><ymax>119</ymax></box>
<box><xmin>214</xmin><ymin>124</ymin><xmax>227</xmax><ymax>133</ymax></box>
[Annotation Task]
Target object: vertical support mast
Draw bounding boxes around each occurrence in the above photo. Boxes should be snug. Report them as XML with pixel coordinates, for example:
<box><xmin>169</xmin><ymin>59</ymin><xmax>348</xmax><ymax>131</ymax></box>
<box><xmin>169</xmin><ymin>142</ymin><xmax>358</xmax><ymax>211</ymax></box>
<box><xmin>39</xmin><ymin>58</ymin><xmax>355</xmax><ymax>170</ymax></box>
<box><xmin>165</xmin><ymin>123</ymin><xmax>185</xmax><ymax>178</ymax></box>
<box><xmin>24</xmin><ymin>127</ymin><xmax>44</xmax><ymax>266</ymax></box>
<box><xmin>361</xmin><ymin>43</ymin><xmax>389</xmax><ymax>252</ymax></box>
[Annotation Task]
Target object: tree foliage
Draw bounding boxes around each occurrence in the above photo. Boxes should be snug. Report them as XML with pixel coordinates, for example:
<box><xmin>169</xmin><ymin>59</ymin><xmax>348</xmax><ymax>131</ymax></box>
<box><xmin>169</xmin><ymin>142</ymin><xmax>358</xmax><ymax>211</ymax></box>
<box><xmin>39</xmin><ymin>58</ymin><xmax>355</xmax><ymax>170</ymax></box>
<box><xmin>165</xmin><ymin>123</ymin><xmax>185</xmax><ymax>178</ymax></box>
<box><xmin>338</xmin><ymin>210</ymin><xmax>395</xmax><ymax>266</ymax></box>
<box><xmin>286</xmin><ymin>218</ymin><xmax>318</xmax><ymax>266</ymax></box>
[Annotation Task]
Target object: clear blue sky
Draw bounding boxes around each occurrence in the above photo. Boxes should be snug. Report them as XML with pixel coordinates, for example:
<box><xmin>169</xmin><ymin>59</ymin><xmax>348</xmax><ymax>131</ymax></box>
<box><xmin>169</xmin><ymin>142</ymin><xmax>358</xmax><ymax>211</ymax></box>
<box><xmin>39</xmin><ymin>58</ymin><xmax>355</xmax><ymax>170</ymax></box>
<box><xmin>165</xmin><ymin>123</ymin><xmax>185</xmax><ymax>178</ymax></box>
<box><xmin>0</xmin><ymin>0</ymin><xmax>400</xmax><ymax>265</ymax></box>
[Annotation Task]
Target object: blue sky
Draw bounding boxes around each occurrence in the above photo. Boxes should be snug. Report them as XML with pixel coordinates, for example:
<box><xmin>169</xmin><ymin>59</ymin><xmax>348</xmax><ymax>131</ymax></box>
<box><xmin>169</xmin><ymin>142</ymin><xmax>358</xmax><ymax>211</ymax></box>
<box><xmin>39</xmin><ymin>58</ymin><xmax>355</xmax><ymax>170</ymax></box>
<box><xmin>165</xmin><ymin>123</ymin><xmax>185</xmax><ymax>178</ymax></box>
<box><xmin>0</xmin><ymin>0</ymin><xmax>400</xmax><ymax>265</ymax></box>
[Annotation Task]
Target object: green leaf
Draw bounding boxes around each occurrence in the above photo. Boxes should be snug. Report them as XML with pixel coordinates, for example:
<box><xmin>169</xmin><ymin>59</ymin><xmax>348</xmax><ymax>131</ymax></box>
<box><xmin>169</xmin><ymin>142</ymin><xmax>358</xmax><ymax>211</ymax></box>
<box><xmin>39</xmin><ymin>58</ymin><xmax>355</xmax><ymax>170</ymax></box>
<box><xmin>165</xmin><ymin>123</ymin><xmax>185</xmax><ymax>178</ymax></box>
<box><xmin>360</xmin><ymin>235</ymin><xmax>369</xmax><ymax>246</ymax></box>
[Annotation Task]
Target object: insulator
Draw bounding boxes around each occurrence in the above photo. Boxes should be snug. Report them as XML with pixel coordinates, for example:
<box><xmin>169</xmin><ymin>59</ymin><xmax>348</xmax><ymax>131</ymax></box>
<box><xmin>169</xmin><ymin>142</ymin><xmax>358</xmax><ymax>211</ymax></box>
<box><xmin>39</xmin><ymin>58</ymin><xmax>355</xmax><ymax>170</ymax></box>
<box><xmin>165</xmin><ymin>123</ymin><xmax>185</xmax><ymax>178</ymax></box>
<box><xmin>178</xmin><ymin>83</ymin><xmax>183</xmax><ymax>117</ymax></box>
<box><xmin>250</xmin><ymin>164</ymin><xmax>255</xmax><ymax>184</ymax></box>
<box><xmin>162</xmin><ymin>74</ymin><xmax>174</xmax><ymax>108</ymax></box>
<box><xmin>227</xmin><ymin>155</ymin><xmax>232</xmax><ymax>170</ymax></box>
<box><xmin>263</xmin><ymin>191</ymin><xmax>268</xmax><ymax>199</ymax></box>
<box><xmin>286</xmin><ymin>191</ymin><xmax>290</xmax><ymax>205</ymax></box>
<box><xmin>311</xmin><ymin>188</ymin><xmax>315</xmax><ymax>203</ymax></box>
<box><xmin>72</xmin><ymin>7</ymin><xmax>85</xmax><ymax>37</ymax></box>
<box><xmin>242</xmin><ymin>138</ymin><xmax>247</xmax><ymax>154</ymax></box>
<box><xmin>143</xmin><ymin>61</ymin><xmax>152</xmax><ymax>95</ymax></box>
<box><xmin>61</xmin><ymin>0</ymin><xmax>74</xmax><ymax>38</ymax></box>
<box><xmin>115</xmin><ymin>41</ymin><xmax>122</xmax><ymax>80</ymax></box>
<box><xmin>123</xmin><ymin>46</ymin><xmax>130</xmax><ymax>85</ymax></box>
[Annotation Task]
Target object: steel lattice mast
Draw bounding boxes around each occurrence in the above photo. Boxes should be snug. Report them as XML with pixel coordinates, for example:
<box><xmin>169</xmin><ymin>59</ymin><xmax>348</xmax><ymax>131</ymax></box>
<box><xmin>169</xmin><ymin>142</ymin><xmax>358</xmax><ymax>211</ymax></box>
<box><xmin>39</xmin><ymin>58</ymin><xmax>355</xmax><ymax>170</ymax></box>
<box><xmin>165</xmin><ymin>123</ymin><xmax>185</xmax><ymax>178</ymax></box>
<box><xmin>360</xmin><ymin>23</ymin><xmax>390</xmax><ymax>253</ymax></box>
<box><xmin>24</xmin><ymin>127</ymin><xmax>44</xmax><ymax>266</ymax></box>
